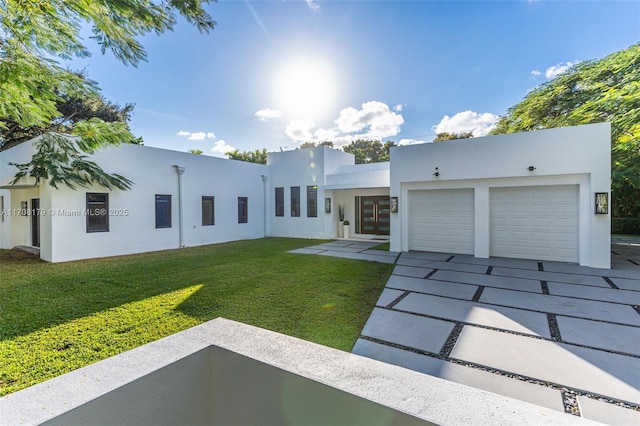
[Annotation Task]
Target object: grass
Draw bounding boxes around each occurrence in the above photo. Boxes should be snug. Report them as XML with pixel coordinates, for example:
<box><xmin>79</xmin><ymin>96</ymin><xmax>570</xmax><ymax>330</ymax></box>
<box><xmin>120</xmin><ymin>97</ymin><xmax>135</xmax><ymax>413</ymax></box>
<box><xmin>0</xmin><ymin>238</ymin><xmax>393</xmax><ymax>396</ymax></box>
<box><xmin>370</xmin><ymin>241</ymin><xmax>390</xmax><ymax>251</ymax></box>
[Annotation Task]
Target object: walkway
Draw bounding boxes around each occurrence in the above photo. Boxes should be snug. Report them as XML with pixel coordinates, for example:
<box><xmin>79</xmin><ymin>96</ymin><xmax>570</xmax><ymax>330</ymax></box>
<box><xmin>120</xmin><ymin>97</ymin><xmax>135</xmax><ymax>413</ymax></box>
<box><xmin>290</xmin><ymin>240</ymin><xmax>640</xmax><ymax>425</ymax></box>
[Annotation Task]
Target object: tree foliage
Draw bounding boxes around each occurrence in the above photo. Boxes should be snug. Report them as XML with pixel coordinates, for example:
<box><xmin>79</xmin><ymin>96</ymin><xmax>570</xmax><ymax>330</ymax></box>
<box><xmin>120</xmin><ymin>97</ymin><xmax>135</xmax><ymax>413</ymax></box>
<box><xmin>226</xmin><ymin>148</ymin><xmax>268</xmax><ymax>164</ymax></box>
<box><xmin>188</xmin><ymin>149</ymin><xmax>203</xmax><ymax>155</ymax></box>
<box><xmin>10</xmin><ymin>134</ymin><xmax>133</xmax><ymax>190</ymax></box>
<box><xmin>0</xmin><ymin>0</ymin><xmax>216</xmax><ymax>189</ymax></box>
<box><xmin>300</xmin><ymin>141</ymin><xmax>334</xmax><ymax>148</ymax></box>
<box><xmin>343</xmin><ymin>139</ymin><xmax>396</xmax><ymax>164</ymax></box>
<box><xmin>490</xmin><ymin>44</ymin><xmax>640</xmax><ymax>217</ymax></box>
<box><xmin>433</xmin><ymin>131</ymin><xmax>473</xmax><ymax>142</ymax></box>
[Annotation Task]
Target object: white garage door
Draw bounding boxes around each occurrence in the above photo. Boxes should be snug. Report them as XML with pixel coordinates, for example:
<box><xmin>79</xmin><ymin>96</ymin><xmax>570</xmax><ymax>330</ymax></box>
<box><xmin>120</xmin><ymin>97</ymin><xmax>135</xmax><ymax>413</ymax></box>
<box><xmin>490</xmin><ymin>185</ymin><xmax>579</xmax><ymax>262</ymax></box>
<box><xmin>409</xmin><ymin>189</ymin><xmax>474</xmax><ymax>254</ymax></box>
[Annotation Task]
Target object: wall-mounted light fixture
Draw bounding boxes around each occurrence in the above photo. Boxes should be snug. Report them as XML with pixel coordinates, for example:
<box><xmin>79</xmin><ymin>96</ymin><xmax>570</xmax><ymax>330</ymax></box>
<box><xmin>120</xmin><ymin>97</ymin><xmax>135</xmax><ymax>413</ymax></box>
<box><xmin>390</xmin><ymin>197</ymin><xmax>398</xmax><ymax>213</ymax></box>
<box><xmin>325</xmin><ymin>198</ymin><xmax>331</xmax><ymax>214</ymax></box>
<box><xmin>528</xmin><ymin>166</ymin><xmax>536</xmax><ymax>172</ymax></box>
<box><xmin>595</xmin><ymin>192</ymin><xmax>608</xmax><ymax>215</ymax></box>
<box><xmin>433</xmin><ymin>167</ymin><xmax>440</xmax><ymax>177</ymax></box>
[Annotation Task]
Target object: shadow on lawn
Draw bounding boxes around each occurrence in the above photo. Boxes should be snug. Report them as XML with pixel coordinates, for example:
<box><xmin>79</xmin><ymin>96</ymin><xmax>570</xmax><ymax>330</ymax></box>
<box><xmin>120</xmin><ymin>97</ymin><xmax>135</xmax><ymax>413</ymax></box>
<box><xmin>0</xmin><ymin>238</ymin><xmax>392</xmax><ymax>346</ymax></box>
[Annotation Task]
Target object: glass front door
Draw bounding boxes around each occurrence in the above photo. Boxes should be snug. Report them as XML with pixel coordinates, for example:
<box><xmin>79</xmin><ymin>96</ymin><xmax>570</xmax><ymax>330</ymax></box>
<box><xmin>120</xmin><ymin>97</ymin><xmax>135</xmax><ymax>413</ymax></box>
<box><xmin>360</xmin><ymin>196</ymin><xmax>390</xmax><ymax>235</ymax></box>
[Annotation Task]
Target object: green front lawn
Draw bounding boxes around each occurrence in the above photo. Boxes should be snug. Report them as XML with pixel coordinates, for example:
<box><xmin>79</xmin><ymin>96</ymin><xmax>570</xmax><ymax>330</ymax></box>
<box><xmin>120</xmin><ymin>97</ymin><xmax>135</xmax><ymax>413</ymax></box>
<box><xmin>0</xmin><ymin>238</ymin><xmax>393</xmax><ymax>396</ymax></box>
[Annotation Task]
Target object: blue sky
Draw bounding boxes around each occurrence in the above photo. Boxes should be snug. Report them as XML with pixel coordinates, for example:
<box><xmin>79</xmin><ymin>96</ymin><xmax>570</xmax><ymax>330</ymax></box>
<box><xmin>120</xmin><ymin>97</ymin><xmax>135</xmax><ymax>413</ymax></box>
<box><xmin>70</xmin><ymin>0</ymin><xmax>640</xmax><ymax>156</ymax></box>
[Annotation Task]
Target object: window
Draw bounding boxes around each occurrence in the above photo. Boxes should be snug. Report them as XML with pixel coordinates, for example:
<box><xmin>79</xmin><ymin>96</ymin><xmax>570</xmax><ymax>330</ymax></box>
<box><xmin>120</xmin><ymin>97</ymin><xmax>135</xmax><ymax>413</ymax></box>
<box><xmin>155</xmin><ymin>194</ymin><xmax>171</xmax><ymax>228</ymax></box>
<box><xmin>275</xmin><ymin>187</ymin><xmax>284</xmax><ymax>217</ymax></box>
<box><xmin>307</xmin><ymin>186</ymin><xmax>317</xmax><ymax>217</ymax></box>
<box><xmin>202</xmin><ymin>196</ymin><xmax>215</xmax><ymax>226</ymax></box>
<box><xmin>290</xmin><ymin>186</ymin><xmax>300</xmax><ymax>217</ymax></box>
<box><xmin>86</xmin><ymin>193</ymin><xmax>109</xmax><ymax>233</ymax></box>
<box><xmin>238</xmin><ymin>197</ymin><xmax>248</xmax><ymax>223</ymax></box>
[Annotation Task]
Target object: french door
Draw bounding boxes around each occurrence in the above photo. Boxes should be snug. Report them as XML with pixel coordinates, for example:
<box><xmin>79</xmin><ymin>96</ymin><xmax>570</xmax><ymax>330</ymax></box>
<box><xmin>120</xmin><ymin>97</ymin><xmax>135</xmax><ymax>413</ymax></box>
<box><xmin>360</xmin><ymin>196</ymin><xmax>390</xmax><ymax>235</ymax></box>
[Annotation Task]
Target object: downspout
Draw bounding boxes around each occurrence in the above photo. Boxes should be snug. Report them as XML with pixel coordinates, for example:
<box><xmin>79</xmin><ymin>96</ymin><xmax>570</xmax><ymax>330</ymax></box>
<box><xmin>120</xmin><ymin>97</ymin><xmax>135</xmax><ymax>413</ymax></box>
<box><xmin>173</xmin><ymin>165</ymin><xmax>185</xmax><ymax>248</ymax></box>
<box><xmin>261</xmin><ymin>174</ymin><xmax>268</xmax><ymax>238</ymax></box>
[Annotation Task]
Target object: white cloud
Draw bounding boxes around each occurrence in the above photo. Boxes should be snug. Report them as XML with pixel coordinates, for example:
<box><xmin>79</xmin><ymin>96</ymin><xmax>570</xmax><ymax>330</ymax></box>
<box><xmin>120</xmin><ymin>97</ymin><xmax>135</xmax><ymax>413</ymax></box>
<box><xmin>210</xmin><ymin>140</ymin><xmax>236</xmax><ymax>156</ymax></box>
<box><xmin>545</xmin><ymin>61</ymin><xmax>575</xmax><ymax>79</ymax></box>
<box><xmin>434</xmin><ymin>110</ymin><xmax>499</xmax><ymax>138</ymax></box>
<box><xmin>530</xmin><ymin>70</ymin><xmax>541</xmax><ymax>76</ymax></box>
<box><xmin>285</xmin><ymin>118</ymin><xmax>316</xmax><ymax>141</ymax></box>
<box><xmin>398</xmin><ymin>138</ymin><xmax>426</xmax><ymax>146</ymax></box>
<box><xmin>254</xmin><ymin>108</ymin><xmax>283</xmax><ymax>121</ymax></box>
<box><xmin>335</xmin><ymin>101</ymin><xmax>404</xmax><ymax>139</ymax></box>
<box><xmin>305</xmin><ymin>0</ymin><xmax>320</xmax><ymax>12</ymax></box>
<box><xmin>313</xmin><ymin>128</ymin><xmax>340</xmax><ymax>142</ymax></box>
<box><xmin>394</xmin><ymin>104</ymin><xmax>403</xmax><ymax>112</ymax></box>
<box><xmin>177</xmin><ymin>131</ymin><xmax>216</xmax><ymax>141</ymax></box>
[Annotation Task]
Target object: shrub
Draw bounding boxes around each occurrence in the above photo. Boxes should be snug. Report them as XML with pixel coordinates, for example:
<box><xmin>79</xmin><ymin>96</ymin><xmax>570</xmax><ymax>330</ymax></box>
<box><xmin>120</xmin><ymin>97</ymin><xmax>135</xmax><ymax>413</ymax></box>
<box><xmin>612</xmin><ymin>218</ymin><xmax>640</xmax><ymax>235</ymax></box>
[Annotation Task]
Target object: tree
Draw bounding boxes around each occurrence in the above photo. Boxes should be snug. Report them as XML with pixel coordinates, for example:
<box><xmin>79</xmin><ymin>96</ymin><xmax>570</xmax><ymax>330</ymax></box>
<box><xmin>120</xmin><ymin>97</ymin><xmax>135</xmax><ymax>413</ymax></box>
<box><xmin>343</xmin><ymin>139</ymin><xmax>396</xmax><ymax>164</ymax></box>
<box><xmin>433</xmin><ymin>131</ymin><xmax>473</xmax><ymax>142</ymax></box>
<box><xmin>1</xmin><ymin>0</ymin><xmax>216</xmax><ymax>190</ymax></box>
<box><xmin>226</xmin><ymin>148</ymin><xmax>268</xmax><ymax>164</ymax></box>
<box><xmin>188</xmin><ymin>149</ymin><xmax>203</xmax><ymax>155</ymax></box>
<box><xmin>490</xmin><ymin>44</ymin><xmax>640</xmax><ymax>217</ymax></box>
<box><xmin>300</xmin><ymin>141</ymin><xmax>334</xmax><ymax>148</ymax></box>
<box><xmin>1</xmin><ymin>72</ymin><xmax>140</xmax><ymax>151</ymax></box>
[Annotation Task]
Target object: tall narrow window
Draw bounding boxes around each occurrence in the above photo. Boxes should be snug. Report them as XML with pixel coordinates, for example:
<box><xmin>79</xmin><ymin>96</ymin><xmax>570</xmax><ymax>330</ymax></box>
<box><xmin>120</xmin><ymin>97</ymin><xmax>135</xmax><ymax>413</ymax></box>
<box><xmin>290</xmin><ymin>186</ymin><xmax>300</xmax><ymax>217</ymax></box>
<box><xmin>275</xmin><ymin>187</ymin><xmax>284</xmax><ymax>217</ymax></box>
<box><xmin>307</xmin><ymin>185</ymin><xmax>317</xmax><ymax>217</ymax></box>
<box><xmin>238</xmin><ymin>197</ymin><xmax>248</xmax><ymax>223</ymax></box>
<box><xmin>202</xmin><ymin>196</ymin><xmax>215</xmax><ymax>226</ymax></box>
<box><xmin>86</xmin><ymin>193</ymin><xmax>109</xmax><ymax>232</ymax></box>
<box><xmin>155</xmin><ymin>194</ymin><xmax>172</xmax><ymax>228</ymax></box>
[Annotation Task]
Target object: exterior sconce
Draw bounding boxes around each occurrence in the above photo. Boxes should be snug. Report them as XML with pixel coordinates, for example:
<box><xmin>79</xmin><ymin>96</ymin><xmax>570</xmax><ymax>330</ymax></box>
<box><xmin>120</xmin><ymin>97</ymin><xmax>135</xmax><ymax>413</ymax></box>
<box><xmin>433</xmin><ymin>167</ymin><xmax>440</xmax><ymax>177</ymax></box>
<box><xmin>595</xmin><ymin>193</ymin><xmax>608</xmax><ymax>214</ymax></box>
<box><xmin>325</xmin><ymin>198</ymin><xmax>331</xmax><ymax>214</ymax></box>
<box><xmin>528</xmin><ymin>166</ymin><xmax>536</xmax><ymax>172</ymax></box>
<box><xmin>390</xmin><ymin>197</ymin><xmax>398</xmax><ymax>213</ymax></box>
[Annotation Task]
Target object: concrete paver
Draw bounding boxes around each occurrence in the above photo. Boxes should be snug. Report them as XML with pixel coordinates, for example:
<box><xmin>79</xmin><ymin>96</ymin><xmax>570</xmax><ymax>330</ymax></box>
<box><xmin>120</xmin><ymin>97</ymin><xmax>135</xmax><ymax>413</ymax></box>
<box><xmin>547</xmin><ymin>281</ymin><xmax>640</xmax><ymax>305</ymax></box>
<box><xmin>480</xmin><ymin>287</ymin><xmax>640</xmax><ymax>325</ymax></box>
<box><xmin>577</xmin><ymin>396</ymin><xmax>640</xmax><ymax>426</ymax></box>
<box><xmin>431</xmin><ymin>269</ymin><xmax>542</xmax><ymax>293</ymax></box>
<box><xmin>491</xmin><ymin>267</ymin><xmax>611</xmax><ymax>287</ymax></box>
<box><xmin>292</xmin><ymin>240</ymin><xmax>640</xmax><ymax>418</ymax></box>
<box><xmin>396</xmin><ymin>257</ymin><xmax>489</xmax><ymax>274</ymax></box>
<box><xmin>392</xmin><ymin>265</ymin><xmax>433</xmax><ymax>278</ymax></box>
<box><xmin>375</xmin><ymin>289</ymin><xmax>406</xmax><ymax>308</ymax></box>
<box><xmin>352</xmin><ymin>338</ymin><xmax>565</xmax><ymax>413</ymax></box>
<box><xmin>450</xmin><ymin>254</ymin><xmax>541</xmax><ymax>270</ymax></box>
<box><xmin>394</xmin><ymin>293</ymin><xmax>551</xmax><ymax>338</ymax></box>
<box><xmin>359</xmin><ymin>308</ymin><xmax>454</xmax><ymax>353</ymax></box>
<box><xmin>385</xmin><ymin>275</ymin><xmax>478</xmax><ymax>300</ymax></box>
<box><xmin>317</xmin><ymin>250</ymin><xmax>396</xmax><ymax>263</ymax></box>
<box><xmin>609</xmin><ymin>277</ymin><xmax>640</xmax><ymax>291</ymax></box>
<box><xmin>450</xmin><ymin>326</ymin><xmax>640</xmax><ymax>405</ymax></box>
<box><xmin>556</xmin><ymin>316</ymin><xmax>640</xmax><ymax>356</ymax></box>
<box><xmin>399</xmin><ymin>251</ymin><xmax>452</xmax><ymax>261</ymax></box>
<box><xmin>287</xmin><ymin>248</ymin><xmax>326</xmax><ymax>255</ymax></box>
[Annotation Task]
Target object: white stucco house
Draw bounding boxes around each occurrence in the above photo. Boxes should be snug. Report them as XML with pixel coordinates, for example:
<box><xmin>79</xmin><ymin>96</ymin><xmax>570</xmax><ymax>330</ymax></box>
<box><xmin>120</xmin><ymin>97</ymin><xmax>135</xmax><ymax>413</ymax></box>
<box><xmin>0</xmin><ymin>123</ymin><xmax>611</xmax><ymax>268</ymax></box>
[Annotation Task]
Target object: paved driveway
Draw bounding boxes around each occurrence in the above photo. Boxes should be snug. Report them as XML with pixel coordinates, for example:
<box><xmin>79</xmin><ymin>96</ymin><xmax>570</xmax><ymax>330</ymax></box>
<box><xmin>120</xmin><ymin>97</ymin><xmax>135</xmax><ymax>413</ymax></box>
<box><xmin>291</xmin><ymin>240</ymin><xmax>640</xmax><ymax>425</ymax></box>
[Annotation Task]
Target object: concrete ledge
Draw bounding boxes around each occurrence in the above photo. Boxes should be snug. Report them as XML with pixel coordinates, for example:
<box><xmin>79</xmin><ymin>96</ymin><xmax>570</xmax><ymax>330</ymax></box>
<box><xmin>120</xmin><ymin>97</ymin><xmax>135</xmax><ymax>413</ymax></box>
<box><xmin>0</xmin><ymin>318</ymin><xmax>604</xmax><ymax>425</ymax></box>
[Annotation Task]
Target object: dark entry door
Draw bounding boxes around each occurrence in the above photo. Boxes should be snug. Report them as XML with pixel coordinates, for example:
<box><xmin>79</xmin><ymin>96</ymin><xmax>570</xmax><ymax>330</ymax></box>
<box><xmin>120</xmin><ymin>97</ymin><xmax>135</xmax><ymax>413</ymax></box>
<box><xmin>31</xmin><ymin>198</ymin><xmax>40</xmax><ymax>247</ymax></box>
<box><xmin>360</xmin><ymin>196</ymin><xmax>390</xmax><ymax>235</ymax></box>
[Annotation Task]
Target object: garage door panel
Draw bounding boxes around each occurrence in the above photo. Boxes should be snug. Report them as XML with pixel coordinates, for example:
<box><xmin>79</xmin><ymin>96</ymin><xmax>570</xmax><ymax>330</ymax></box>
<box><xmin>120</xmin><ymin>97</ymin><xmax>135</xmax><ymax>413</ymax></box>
<box><xmin>490</xmin><ymin>185</ymin><xmax>578</xmax><ymax>262</ymax></box>
<box><xmin>409</xmin><ymin>189</ymin><xmax>474</xmax><ymax>254</ymax></box>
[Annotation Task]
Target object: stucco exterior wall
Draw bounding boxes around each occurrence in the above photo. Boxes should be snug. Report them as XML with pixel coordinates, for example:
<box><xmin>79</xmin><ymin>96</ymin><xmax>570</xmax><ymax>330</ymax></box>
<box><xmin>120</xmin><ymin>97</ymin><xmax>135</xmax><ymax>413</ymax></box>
<box><xmin>390</xmin><ymin>123</ymin><xmax>611</xmax><ymax>268</ymax></box>
<box><xmin>267</xmin><ymin>147</ymin><xmax>353</xmax><ymax>239</ymax></box>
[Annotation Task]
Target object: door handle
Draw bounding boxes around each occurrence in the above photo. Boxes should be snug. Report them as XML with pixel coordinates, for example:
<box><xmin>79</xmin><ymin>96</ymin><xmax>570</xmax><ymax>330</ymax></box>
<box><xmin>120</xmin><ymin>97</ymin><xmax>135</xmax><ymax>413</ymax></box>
<box><xmin>374</xmin><ymin>205</ymin><xmax>378</xmax><ymax>222</ymax></box>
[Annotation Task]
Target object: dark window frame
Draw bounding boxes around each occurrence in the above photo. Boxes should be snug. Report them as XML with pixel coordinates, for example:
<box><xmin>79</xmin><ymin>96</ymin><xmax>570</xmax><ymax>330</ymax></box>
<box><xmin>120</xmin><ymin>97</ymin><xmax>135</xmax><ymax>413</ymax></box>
<box><xmin>202</xmin><ymin>196</ymin><xmax>215</xmax><ymax>226</ymax></box>
<box><xmin>238</xmin><ymin>196</ymin><xmax>248</xmax><ymax>223</ymax></box>
<box><xmin>290</xmin><ymin>186</ymin><xmax>300</xmax><ymax>217</ymax></box>
<box><xmin>275</xmin><ymin>187</ymin><xmax>284</xmax><ymax>217</ymax></box>
<box><xmin>307</xmin><ymin>186</ymin><xmax>318</xmax><ymax>218</ymax></box>
<box><xmin>86</xmin><ymin>193</ymin><xmax>109</xmax><ymax>233</ymax></box>
<box><xmin>155</xmin><ymin>194</ymin><xmax>172</xmax><ymax>228</ymax></box>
